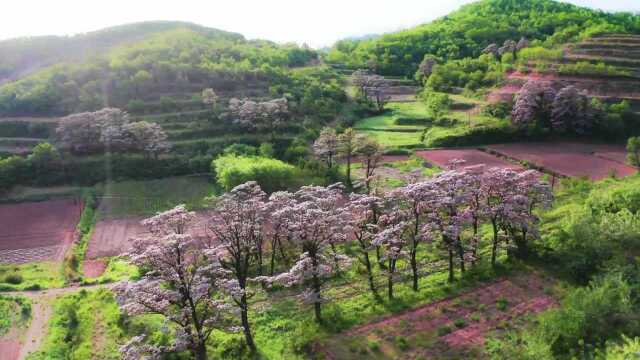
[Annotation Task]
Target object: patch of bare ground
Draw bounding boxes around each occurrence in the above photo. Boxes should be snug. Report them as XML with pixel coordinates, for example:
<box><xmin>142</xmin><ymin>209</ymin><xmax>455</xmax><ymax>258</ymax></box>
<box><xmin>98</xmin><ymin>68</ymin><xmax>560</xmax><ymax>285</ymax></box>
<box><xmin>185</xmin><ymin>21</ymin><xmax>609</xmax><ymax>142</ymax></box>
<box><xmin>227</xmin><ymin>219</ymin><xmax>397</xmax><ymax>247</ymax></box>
<box><xmin>83</xmin><ymin>259</ymin><xmax>108</xmax><ymax>278</ymax></box>
<box><xmin>321</xmin><ymin>273</ymin><xmax>555</xmax><ymax>360</ymax></box>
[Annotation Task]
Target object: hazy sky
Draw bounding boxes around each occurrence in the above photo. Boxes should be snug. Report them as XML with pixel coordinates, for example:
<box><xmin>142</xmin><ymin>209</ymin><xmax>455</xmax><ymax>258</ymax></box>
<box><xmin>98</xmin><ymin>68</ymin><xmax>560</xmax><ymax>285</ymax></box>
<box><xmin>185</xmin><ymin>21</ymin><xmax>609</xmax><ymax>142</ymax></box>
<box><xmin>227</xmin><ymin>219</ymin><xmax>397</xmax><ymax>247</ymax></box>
<box><xmin>1</xmin><ymin>0</ymin><xmax>639</xmax><ymax>47</ymax></box>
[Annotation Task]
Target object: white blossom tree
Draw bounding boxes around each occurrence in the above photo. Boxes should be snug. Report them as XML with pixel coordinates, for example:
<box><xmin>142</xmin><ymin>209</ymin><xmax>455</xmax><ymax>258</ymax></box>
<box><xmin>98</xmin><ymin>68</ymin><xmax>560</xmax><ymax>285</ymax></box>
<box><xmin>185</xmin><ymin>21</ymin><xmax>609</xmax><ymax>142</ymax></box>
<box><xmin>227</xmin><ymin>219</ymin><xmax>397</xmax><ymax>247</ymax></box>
<box><xmin>313</xmin><ymin>127</ymin><xmax>338</xmax><ymax>169</ymax></box>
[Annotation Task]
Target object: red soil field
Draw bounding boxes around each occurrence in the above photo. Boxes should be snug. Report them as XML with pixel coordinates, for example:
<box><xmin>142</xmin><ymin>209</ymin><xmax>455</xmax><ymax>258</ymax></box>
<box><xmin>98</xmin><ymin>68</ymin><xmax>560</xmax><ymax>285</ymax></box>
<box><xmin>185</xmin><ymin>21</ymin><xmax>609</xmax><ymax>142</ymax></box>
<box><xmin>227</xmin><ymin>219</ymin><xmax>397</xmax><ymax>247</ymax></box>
<box><xmin>415</xmin><ymin>149</ymin><xmax>521</xmax><ymax>170</ymax></box>
<box><xmin>488</xmin><ymin>142</ymin><xmax>636</xmax><ymax>180</ymax></box>
<box><xmin>82</xmin><ymin>259</ymin><xmax>108</xmax><ymax>278</ymax></box>
<box><xmin>86</xmin><ymin>212</ymin><xmax>213</xmax><ymax>259</ymax></box>
<box><xmin>0</xmin><ymin>340</ymin><xmax>20</xmax><ymax>360</ymax></box>
<box><xmin>322</xmin><ymin>273</ymin><xmax>554</xmax><ymax>359</ymax></box>
<box><xmin>0</xmin><ymin>199</ymin><xmax>82</xmax><ymax>264</ymax></box>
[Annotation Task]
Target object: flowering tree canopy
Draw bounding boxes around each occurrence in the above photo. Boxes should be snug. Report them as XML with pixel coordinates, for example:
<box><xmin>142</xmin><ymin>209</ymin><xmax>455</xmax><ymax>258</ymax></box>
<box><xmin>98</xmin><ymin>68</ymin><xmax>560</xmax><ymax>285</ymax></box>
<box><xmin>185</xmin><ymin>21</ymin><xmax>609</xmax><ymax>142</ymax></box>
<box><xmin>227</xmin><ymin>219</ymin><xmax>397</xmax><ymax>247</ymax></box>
<box><xmin>313</xmin><ymin>127</ymin><xmax>338</xmax><ymax>169</ymax></box>
<box><xmin>551</xmin><ymin>85</ymin><xmax>594</xmax><ymax>134</ymax></box>
<box><xmin>261</xmin><ymin>184</ymin><xmax>351</xmax><ymax>322</ymax></box>
<box><xmin>115</xmin><ymin>205</ymin><xmax>235</xmax><ymax>360</ymax></box>
<box><xmin>227</xmin><ymin>97</ymin><xmax>289</xmax><ymax>135</ymax></box>
<box><xmin>57</xmin><ymin>107</ymin><xmax>170</xmax><ymax>156</ymax></box>
<box><xmin>511</xmin><ymin>80</ymin><xmax>556</xmax><ymax>129</ymax></box>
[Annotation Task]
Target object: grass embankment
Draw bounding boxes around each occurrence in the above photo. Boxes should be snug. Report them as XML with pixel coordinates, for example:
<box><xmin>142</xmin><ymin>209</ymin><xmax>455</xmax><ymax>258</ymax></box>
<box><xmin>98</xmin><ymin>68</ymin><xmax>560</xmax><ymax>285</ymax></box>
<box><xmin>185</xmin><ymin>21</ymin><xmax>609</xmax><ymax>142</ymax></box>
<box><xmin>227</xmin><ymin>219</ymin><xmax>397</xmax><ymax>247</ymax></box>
<box><xmin>355</xmin><ymin>99</ymin><xmax>508</xmax><ymax>149</ymax></box>
<box><xmin>0</xmin><ymin>262</ymin><xmax>65</xmax><ymax>291</ymax></box>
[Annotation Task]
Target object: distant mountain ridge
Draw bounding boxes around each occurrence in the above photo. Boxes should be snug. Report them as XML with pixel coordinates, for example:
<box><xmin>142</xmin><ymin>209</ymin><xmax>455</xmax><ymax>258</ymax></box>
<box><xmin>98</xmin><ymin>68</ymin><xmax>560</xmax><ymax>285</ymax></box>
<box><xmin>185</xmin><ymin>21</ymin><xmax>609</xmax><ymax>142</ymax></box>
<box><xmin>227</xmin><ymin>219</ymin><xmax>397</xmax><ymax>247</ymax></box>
<box><xmin>0</xmin><ymin>21</ymin><xmax>244</xmax><ymax>84</ymax></box>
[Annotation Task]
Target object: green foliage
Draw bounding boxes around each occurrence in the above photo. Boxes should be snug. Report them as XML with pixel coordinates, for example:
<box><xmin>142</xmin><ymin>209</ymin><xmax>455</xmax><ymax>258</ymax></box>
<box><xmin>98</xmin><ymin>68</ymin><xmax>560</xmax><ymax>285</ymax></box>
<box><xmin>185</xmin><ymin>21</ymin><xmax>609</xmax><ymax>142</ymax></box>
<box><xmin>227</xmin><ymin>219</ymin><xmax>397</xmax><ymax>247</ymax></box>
<box><xmin>26</xmin><ymin>289</ymin><xmax>123</xmax><ymax>360</ymax></box>
<box><xmin>327</xmin><ymin>0</ymin><xmax>640</xmax><ymax>76</ymax></box>
<box><xmin>627</xmin><ymin>137</ymin><xmax>640</xmax><ymax>167</ymax></box>
<box><xmin>426</xmin><ymin>55</ymin><xmax>505</xmax><ymax>92</ymax></box>
<box><xmin>482</xmin><ymin>101</ymin><xmax>513</xmax><ymax>119</ymax></box>
<box><xmin>517</xmin><ymin>47</ymin><xmax>563</xmax><ymax>63</ymax></box>
<box><xmin>223</xmin><ymin>143</ymin><xmax>258</xmax><ymax>156</ymax></box>
<box><xmin>0</xmin><ymin>262</ymin><xmax>65</xmax><ymax>291</ymax></box>
<box><xmin>212</xmin><ymin>155</ymin><xmax>298</xmax><ymax>193</ymax></box>
<box><xmin>600</xmin><ymin>336</ymin><xmax>640</xmax><ymax>359</ymax></box>
<box><xmin>64</xmin><ymin>189</ymin><xmax>98</xmax><ymax>282</ymax></box>
<box><xmin>557</xmin><ymin>62</ymin><xmax>632</xmax><ymax>77</ymax></box>
<box><xmin>423</xmin><ymin>92</ymin><xmax>453</xmax><ymax>119</ymax></box>
<box><xmin>0</xmin><ymin>295</ymin><xmax>31</xmax><ymax>336</ymax></box>
<box><xmin>259</xmin><ymin>143</ymin><xmax>276</xmax><ymax>158</ymax></box>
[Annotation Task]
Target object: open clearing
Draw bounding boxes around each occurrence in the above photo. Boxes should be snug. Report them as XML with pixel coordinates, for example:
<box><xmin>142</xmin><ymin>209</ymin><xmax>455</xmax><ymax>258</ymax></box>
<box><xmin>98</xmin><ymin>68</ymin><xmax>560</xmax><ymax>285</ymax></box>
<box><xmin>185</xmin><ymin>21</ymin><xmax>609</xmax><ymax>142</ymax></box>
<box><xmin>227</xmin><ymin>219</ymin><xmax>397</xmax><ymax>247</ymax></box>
<box><xmin>416</xmin><ymin>149</ymin><xmax>521</xmax><ymax>170</ymax></box>
<box><xmin>0</xmin><ymin>199</ymin><xmax>82</xmax><ymax>264</ymax></box>
<box><xmin>487</xmin><ymin>142</ymin><xmax>636</xmax><ymax>180</ymax></box>
<box><xmin>321</xmin><ymin>273</ymin><xmax>554</xmax><ymax>359</ymax></box>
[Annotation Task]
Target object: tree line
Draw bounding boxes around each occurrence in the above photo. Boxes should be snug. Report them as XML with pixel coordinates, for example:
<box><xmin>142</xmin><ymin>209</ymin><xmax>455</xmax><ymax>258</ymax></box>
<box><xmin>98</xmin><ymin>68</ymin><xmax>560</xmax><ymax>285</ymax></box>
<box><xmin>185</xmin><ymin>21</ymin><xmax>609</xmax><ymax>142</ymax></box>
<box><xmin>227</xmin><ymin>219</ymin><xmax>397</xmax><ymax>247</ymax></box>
<box><xmin>115</xmin><ymin>162</ymin><xmax>552</xmax><ymax>359</ymax></box>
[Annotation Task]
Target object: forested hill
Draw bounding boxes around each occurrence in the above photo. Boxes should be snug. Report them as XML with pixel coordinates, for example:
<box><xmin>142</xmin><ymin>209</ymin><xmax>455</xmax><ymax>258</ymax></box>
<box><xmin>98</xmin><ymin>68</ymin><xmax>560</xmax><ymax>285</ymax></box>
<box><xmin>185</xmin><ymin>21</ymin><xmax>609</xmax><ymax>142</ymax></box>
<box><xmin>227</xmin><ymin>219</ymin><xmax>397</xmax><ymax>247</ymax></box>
<box><xmin>326</xmin><ymin>0</ymin><xmax>640</xmax><ymax>77</ymax></box>
<box><xmin>0</xmin><ymin>21</ymin><xmax>243</xmax><ymax>84</ymax></box>
<box><xmin>0</xmin><ymin>21</ymin><xmax>324</xmax><ymax>117</ymax></box>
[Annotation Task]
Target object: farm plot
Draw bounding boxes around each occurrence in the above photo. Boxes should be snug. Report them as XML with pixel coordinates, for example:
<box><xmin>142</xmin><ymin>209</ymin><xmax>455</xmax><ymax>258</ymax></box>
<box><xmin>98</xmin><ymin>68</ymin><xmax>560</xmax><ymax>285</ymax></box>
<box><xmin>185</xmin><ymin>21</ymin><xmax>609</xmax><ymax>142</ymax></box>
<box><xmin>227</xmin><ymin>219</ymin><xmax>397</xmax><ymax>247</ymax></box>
<box><xmin>322</xmin><ymin>273</ymin><xmax>554</xmax><ymax>359</ymax></box>
<box><xmin>416</xmin><ymin>149</ymin><xmax>522</xmax><ymax>170</ymax></box>
<box><xmin>487</xmin><ymin>142</ymin><xmax>636</xmax><ymax>180</ymax></box>
<box><xmin>0</xmin><ymin>199</ymin><xmax>82</xmax><ymax>264</ymax></box>
<box><xmin>86</xmin><ymin>211</ymin><xmax>212</xmax><ymax>259</ymax></box>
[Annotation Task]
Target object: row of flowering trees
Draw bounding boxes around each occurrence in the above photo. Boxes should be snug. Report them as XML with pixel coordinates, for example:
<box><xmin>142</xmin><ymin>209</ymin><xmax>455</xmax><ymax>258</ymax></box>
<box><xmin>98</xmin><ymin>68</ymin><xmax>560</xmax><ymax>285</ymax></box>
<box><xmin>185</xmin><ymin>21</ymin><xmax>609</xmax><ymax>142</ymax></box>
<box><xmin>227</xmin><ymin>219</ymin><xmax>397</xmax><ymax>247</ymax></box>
<box><xmin>115</xmin><ymin>163</ymin><xmax>552</xmax><ymax>359</ymax></box>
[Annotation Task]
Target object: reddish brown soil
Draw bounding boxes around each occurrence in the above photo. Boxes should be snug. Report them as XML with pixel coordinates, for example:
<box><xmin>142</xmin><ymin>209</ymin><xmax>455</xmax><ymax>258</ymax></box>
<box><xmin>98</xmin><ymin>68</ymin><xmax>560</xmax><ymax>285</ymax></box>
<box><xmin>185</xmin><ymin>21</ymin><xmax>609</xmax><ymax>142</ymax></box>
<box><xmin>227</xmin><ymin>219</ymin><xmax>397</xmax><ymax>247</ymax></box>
<box><xmin>82</xmin><ymin>259</ymin><xmax>108</xmax><ymax>278</ymax></box>
<box><xmin>0</xmin><ymin>199</ymin><xmax>82</xmax><ymax>264</ymax></box>
<box><xmin>415</xmin><ymin>149</ymin><xmax>521</xmax><ymax>170</ymax></box>
<box><xmin>488</xmin><ymin>142</ymin><xmax>636</xmax><ymax>180</ymax></box>
<box><xmin>86</xmin><ymin>211</ymin><xmax>213</xmax><ymax>259</ymax></box>
<box><xmin>324</xmin><ymin>273</ymin><xmax>554</xmax><ymax>359</ymax></box>
<box><xmin>0</xmin><ymin>340</ymin><xmax>20</xmax><ymax>360</ymax></box>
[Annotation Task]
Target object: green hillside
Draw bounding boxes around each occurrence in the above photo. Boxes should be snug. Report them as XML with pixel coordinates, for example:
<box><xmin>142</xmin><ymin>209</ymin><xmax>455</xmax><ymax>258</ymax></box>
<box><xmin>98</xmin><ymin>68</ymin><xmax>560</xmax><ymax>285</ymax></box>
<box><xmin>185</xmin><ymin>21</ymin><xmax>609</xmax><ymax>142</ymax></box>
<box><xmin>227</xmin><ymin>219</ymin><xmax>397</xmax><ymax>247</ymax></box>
<box><xmin>0</xmin><ymin>21</ymin><xmax>243</xmax><ymax>84</ymax></box>
<box><xmin>326</xmin><ymin>0</ymin><xmax>640</xmax><ymax>77</ymax></box>
<box><xmin>0</xmin><ymin>23</ymin><xmax>327</xmax><ymax>117</ymax></box>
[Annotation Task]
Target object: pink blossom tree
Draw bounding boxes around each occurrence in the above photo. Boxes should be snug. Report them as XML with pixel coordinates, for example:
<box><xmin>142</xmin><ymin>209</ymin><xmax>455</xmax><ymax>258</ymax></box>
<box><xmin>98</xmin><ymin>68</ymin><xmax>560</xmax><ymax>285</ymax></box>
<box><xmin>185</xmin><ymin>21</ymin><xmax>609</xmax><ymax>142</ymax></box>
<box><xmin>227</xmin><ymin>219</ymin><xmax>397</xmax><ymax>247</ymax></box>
<box><xmin>115</xmin><ymin>205</ymin><xmax>235</xmax><ymax>360</ymax></box>
<box><xmin>313</xmin><ymin>127</ymin><xmax>338</xmax><ymax>169</ymax></box>
<box><xmin>356</xmin><ymin>135</ymin><xmax>384</xmax><ymax>194</ymax></box>
<box><xmin>227</xmin><ymin>97</ymin><xmax>289</xmax><ymax>138</ymax></box>
<box><xmin>551</xmin><ymin>85</ymin><xmax>594</xmax><ymax>134</ymax></box>
<box><xmin>206</xmin><ymin>181</ymin><xmax>268</xmax><ymax>352</ymax></box>
<box><xmin>341</xmin><ymin>193</ymin><xmax>383</xmax><ymax>294</ymax></box>
<box><xmin>511</xmin><ymin>80</ymin><xmax>556</xmax><ymax>130</ymax></box>
<box><xmin>372</xmin><ymin>199</ymin><xmax>408</xmax><ymax>299</ymax></box>
<box><xmin>261</xmin><ymin>184</ymin><xmax>351</xmax><ymax>323</ymax></box>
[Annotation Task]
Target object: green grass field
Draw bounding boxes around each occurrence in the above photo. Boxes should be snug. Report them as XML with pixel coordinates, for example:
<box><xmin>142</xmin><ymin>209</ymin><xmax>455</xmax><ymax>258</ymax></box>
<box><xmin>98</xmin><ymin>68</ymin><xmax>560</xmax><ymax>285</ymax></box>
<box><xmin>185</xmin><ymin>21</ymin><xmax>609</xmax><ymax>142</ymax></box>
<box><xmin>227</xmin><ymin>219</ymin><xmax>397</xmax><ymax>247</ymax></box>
<box><xmin>355</xmin><ymin>98</ymin><xmax>507</xmax><ymax>149</ymax></box>
<box><xmin>96</xmin><ymin>175</ymin><xmax>217</xmax><ymax>218</ymax></box>
<box><xmin>0</xmin><ymin>262</ymin><xmax>66</xmax><ymax>291</ymax></box>
<box><xmin>0</xmin><ymin>294</ymin><xmax>31</xmax><ymax>336</ymax></box>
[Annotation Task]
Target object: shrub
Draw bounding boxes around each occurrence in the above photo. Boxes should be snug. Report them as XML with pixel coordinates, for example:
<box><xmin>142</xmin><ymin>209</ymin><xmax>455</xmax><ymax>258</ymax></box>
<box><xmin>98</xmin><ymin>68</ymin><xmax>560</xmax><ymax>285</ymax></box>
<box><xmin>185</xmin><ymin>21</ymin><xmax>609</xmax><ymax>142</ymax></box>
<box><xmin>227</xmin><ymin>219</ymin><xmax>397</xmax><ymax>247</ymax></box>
<box><xmin>395</xmin><ymin>336</ymin><xmax>410</xmax><ymax>351</ymax></box>
<box><xmin>496</xmin><ymin>298</ymin><xmax>509</xmax><ymax>311</ymax></box>
<box><xmin>368</xmin><ymin>340</ymin><xmax>380</xmax><ymax>352</ymax></box>
<box><xmin>212</xmin><ymin>155</ymin><xmax>298</xmax><ymax>193</ymax></box>
<box><xmin>437</xmin><ymin>325</ymin><xmax>452</xmax><ymax>336</ymax></box>
<box><xmin>454</xmin><ymin>318</ymin><xmax>467</xmax><ymax>328</ymax></box>
<box><xmin>3</xmin><ymin>274</ymin><xmax>23</xmax><ymax>285</ymax></box>
<box><xmin>223</xmin><ymin>143</ymin><xmax>258</xmax><ymax>156</ymax></box>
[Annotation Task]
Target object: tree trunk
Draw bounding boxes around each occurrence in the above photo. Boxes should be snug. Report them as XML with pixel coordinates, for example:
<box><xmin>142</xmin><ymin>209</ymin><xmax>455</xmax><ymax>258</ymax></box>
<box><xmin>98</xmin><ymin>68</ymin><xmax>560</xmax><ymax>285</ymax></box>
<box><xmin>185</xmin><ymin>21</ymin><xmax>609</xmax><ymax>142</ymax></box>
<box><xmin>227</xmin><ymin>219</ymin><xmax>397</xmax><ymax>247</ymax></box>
<box><xmin>387</xmin><ymin>259</ymin><xmax>395</xmax><ymax>300</ymax></box>
<box><xmin>311</xmin><ymin>255</ymin><xmax>323</xmax><ymax>323</ymax></box>
<box><xmin>362</xmin><ymin>249</ymin><xmax>376</xmax><ymax>294</ymax></box>
<box><xmin>376</xmin><ymin>246</ymin><xmax>386</xmax><ymax>269</ymax></box>
<box><xmin>346</xmin><ymin>154</ymin><xmax>352</xmax><ymax>187</ymax></box>
<box><xmin>491</xmin><ymin>219</ymin><xmax>499</xmax><ymax>268</ymax></box>
<box><xmin>448</xmin><ymin>248</ymin><xmax>455</xmax><ymax>283</ymax></box>
<box><xmin>240</xmin><ymin>295</ymin><xmax>256</xmax><ymax>352</ymax></box>
<box><xmin>193</xmin><ymin>342</ymin><xmax>207</xmax><ymax>360</ymax></box>
<box><xmin>411</xmin><ymin>249</ymin><xmax>419</xmax><ymax>291</ymax></box>
<box><xmin>457</xmin><ymin>239</ymin><xmax>465</xmax><ymax>273</ymax></box>
<box><xmin>270</xmin><ymin>240</ymin><xmax>277</xmax><ymax>276</ymax></box>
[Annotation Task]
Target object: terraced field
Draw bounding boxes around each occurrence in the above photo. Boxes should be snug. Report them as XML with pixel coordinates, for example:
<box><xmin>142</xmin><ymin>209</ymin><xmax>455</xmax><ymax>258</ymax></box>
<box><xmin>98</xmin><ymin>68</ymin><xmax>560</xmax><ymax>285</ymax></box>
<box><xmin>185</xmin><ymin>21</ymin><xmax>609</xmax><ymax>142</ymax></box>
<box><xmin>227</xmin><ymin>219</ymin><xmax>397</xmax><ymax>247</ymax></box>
<box><xmin>490</xmin><ymin>34</ymin><xmax>640</xmax><ymax>111</ymax></box>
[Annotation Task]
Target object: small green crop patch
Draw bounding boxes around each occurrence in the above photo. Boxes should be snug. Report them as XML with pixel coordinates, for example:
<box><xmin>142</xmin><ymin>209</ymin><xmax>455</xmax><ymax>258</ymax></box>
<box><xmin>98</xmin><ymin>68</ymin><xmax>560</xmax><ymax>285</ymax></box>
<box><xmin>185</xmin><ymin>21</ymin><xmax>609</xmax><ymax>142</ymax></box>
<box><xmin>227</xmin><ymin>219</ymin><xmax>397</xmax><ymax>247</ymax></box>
<box><xmin>96</xmin><ymin>175</ymin><xmax>216</xmax><ymax>218</ymax></box>
<box><xmin>0</xmin><ymin>262</ymin><xmax>65</xmax><ymax>291</ymax></box>
<box><xmin>0</xmin><ymin>294</ymin><xmax>31</xmax><ymax>336</ymax></box>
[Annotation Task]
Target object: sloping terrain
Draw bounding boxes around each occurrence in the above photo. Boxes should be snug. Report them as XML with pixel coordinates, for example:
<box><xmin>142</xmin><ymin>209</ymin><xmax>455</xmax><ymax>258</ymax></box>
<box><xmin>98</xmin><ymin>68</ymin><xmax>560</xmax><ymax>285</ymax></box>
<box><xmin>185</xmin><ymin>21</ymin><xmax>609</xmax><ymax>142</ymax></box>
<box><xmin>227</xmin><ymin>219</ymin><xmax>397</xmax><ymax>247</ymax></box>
<box><xmin>490</xmin><ymin>34</ymin><xmax>640</xmax><ymax>111</ymax></box>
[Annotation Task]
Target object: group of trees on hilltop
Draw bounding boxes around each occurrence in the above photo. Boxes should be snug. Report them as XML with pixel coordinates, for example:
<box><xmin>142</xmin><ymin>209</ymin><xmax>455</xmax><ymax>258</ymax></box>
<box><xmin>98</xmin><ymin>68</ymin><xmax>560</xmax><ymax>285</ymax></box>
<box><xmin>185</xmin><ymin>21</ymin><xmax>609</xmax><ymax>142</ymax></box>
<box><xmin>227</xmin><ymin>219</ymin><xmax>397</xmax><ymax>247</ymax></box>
<box><xmin>326</xmin><ymin>0</ymin><xmax>640</xmax><ymax>77</ymax></box>
<box><xmin>56</xmin><ymin>108</ymin><xmax>170</xmax><ymax>157</ymax></box>
<box><xmin>116</xmin><ymin>165</ymin><xmax>552</xmax><ymax>358</ymax></box>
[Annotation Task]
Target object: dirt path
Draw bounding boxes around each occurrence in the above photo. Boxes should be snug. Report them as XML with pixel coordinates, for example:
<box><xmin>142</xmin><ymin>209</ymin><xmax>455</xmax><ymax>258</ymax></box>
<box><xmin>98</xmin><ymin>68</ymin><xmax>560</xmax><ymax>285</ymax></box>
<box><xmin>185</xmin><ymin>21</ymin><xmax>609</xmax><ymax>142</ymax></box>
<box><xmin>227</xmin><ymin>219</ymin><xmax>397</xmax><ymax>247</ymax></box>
<box><xmin>1</xmin><ymin>283</ymin><xmax>118</xmax><ymax>360</ymax></box>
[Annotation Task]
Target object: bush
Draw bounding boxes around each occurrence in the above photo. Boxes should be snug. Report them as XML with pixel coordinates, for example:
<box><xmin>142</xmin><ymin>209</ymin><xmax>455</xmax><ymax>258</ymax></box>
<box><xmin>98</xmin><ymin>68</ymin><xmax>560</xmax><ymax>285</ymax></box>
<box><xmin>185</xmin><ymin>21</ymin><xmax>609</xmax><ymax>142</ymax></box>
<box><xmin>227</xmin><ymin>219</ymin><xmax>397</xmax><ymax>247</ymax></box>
<box><xmin>482</xmin><ymin>101</ymin><xmax>513</xmax><ymax>119</ymax></box>
<box><xmin>212</xmin><ymin>155</ymin><xmax>298</xmax><ymax>193</ymax></box>
<box><xmin>395</xmin><ymin>336</ymin><xmax>410</xmax><ymax>351</ymax></box>
<box><xmin>3</xmin><ymin>274</ymin><xmax>23</xmax><ymax>285</ymax></box>
<box><xmin>223</xmin><ymin>143</ymin><xmax>258</xmax><ymax>156</ymax></box>
<box><xmin>454</xmin><ymin>318</ymin><xmax>467</xmax><ymax>328</ymax></box>
<box><xmin>437</xmin><ymin>325</ymin><xmax>452</xmax><ymax>336</ymax></box>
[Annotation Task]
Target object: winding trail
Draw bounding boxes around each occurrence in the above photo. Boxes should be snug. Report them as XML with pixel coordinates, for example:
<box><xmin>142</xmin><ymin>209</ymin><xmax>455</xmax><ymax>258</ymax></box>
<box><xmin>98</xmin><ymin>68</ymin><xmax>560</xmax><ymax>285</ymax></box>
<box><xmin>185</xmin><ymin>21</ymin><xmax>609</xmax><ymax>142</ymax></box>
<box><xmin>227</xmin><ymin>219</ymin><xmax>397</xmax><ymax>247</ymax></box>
<box><xmin>1</xmin><ymin>283</ymin><xmax>118</xmax><ymax>360</ymax></box>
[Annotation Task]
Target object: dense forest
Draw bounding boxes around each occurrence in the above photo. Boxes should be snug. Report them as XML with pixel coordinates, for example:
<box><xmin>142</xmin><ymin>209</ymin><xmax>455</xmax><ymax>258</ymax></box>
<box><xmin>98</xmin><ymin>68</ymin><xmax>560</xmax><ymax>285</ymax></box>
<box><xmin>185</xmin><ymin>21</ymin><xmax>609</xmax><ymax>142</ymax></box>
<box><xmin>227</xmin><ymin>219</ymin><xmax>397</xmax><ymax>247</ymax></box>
<box><xmin>326</xmin><ymin>0</ymin><xmax>640</xmax><ymax>76</ymax></box>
